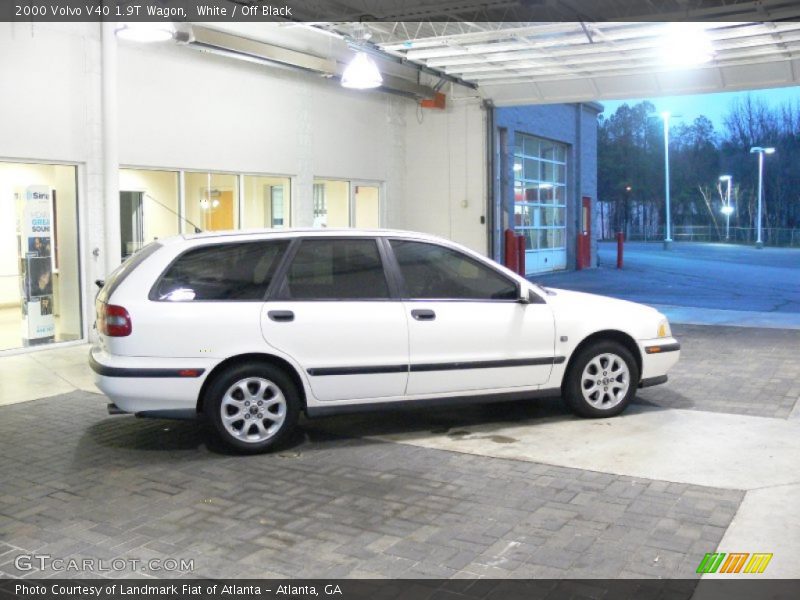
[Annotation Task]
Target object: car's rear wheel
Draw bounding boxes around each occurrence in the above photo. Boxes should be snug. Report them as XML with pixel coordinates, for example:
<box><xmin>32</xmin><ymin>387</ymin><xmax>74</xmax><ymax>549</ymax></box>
<box><xmin>563</xmin><ymin>340</ymin><xmax>639</xmax><ymax>418</ymax></box>
<box><xmin>206</xmin><ymin>362</ymin><xmax>299</xmax><ymax>453</ymax></box>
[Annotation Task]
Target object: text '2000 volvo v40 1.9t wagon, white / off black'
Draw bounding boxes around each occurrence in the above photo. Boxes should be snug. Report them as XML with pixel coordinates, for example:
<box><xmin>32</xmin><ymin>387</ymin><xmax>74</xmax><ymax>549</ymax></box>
<box><xmin>91</xmin><ymin>229</ymin><xmax>680</xmax><ymax>453</ymax></box>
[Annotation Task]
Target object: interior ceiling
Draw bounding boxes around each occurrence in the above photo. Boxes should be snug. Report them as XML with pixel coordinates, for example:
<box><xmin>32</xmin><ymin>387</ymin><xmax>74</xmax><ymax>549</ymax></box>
<box><xmin>292</xmin><ymin>0</ymin><xmax>800</xmax><ymax>105</ymax></box>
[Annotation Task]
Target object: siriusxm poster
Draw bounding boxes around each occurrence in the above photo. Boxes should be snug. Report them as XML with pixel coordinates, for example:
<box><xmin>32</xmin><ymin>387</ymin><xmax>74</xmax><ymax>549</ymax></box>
<box><xmin>21</xmin><ymin>185</ymin><xmax>55</xmax><ymax>344</ymax></box>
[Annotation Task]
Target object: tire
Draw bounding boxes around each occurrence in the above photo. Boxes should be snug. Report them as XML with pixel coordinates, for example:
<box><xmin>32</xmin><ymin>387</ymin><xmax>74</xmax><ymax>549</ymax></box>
<box><xmin>562</xmin><ymin>340</ymin><xmax>639</xmax><ymax>418</ymax></box>
<box><xmin>205</xmin><ymin>361</ymin><xmax>300</xmax><ymax>454</ymax></box>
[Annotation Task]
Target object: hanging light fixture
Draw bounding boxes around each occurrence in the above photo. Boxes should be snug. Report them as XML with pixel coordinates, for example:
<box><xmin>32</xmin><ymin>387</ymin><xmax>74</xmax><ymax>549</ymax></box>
<box><xmin>114</xmin><ymin>23</ymin><xmax>175</xmax><ymax>43</ymax></box>
<box><xmin>341</xmin><ymin>23</ymin><xmax>383</xmax><ymax>90</ymax></box>
<box><xmin>342</xmin><ymin>52</ymin><xmax>383</xmax><ymax>89</ymax></box>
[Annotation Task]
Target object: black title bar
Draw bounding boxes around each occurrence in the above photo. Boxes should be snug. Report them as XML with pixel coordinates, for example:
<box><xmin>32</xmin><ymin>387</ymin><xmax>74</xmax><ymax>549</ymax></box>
<box><xmin>3</xmin><ymin>0</ymin><xmax>800</xmax><ymax>23</ymax></box>
<box><xmin>3</xmin><ymin>579</ymin><xmax>800</xmax><ymax>600</ymax></box>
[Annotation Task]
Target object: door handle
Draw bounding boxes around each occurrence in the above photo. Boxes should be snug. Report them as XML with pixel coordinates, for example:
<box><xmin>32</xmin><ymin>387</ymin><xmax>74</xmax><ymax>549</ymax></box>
<box><xmin>268</xmin><ymin>310</ymin><xmax>295</xmax><ymax>322</ymax></box>
<box><xmin>411</xmin><ymin>309</ymin><xmax>436</xmax><ymax>321</ymax></box>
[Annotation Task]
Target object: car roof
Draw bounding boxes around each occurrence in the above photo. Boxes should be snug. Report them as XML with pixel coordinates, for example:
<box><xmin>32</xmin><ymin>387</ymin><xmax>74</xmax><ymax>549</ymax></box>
<box><xmin>171</xmin><ymin>228</ymin><xmax>445</xmax><ymax>244</ymax></box>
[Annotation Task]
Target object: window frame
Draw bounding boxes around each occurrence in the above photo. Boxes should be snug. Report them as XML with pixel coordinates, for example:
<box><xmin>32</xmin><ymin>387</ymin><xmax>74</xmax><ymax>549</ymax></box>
<box><xmin>385</xmin><ymin>238</ymin><xmax>522</xmax><ymax>303</ymax></box>
<box><xmin>269</xmin><ymin>236</ymin><xmax>400</xmax><ymax>302</ymax></box>
<box><xmin>148</xmin><ymin>239</ymin><xmax>291</xmax><ymax>303</ymax></box>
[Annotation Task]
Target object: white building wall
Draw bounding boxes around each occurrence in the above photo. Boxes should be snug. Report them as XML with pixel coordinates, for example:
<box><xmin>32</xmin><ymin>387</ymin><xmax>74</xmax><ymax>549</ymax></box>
<box><xmin>0</xmin><ymin>23</ymin><xmax>489</xmax><ymax>346</ymax></box>
<box><xmin>403</xmin><ymin>95</ymin><xmax>488</xmax><ymax>255</ymax></box>
<box><xmin>116</xmin><ymin>42</ymin><xmax>409</xmax><ymax>229</ymax></box>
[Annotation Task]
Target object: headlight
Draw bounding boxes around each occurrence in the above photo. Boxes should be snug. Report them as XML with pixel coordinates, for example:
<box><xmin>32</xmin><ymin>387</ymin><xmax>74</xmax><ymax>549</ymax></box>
<box><xmin>657</xmin><ymin>318</ymin><xmax>671</xmax><ymax>338</ymax></box>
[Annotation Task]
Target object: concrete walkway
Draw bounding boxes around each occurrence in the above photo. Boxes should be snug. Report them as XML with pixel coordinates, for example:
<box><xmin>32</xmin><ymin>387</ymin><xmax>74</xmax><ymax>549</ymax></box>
<box><xmin>651</xmin><ymin>304</ymin><xmax>800</xmax><ymax>330</ymax></box>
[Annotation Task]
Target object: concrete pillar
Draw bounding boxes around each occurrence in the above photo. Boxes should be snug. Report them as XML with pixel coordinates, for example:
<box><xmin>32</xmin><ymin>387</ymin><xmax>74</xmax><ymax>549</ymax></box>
<box><xmin>101</xmin><ymin>23</ymin><xmax>120</xmax><ymax>273</ymax></box>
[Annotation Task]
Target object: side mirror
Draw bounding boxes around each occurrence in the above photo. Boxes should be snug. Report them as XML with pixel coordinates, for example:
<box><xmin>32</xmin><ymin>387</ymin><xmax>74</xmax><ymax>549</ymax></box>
<box><xmin>518</xmin><ymin>285</ymin><xmax>531</xmax><ymax>304</ymax></box>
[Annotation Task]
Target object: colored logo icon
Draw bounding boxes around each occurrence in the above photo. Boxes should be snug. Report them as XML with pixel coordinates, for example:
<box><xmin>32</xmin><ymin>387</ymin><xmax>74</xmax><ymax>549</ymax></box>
<box><xmin>697</xmin><ymin>552</ymin><xmax>773</xmax><ymax>574</ymax></box>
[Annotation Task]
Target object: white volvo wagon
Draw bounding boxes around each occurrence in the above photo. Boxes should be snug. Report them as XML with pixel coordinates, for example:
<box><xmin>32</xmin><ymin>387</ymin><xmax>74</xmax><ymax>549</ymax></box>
<box><xmin>91</xmin><ymin>229</ymin><xmax>680</xmax><ymax>453</ymax></box>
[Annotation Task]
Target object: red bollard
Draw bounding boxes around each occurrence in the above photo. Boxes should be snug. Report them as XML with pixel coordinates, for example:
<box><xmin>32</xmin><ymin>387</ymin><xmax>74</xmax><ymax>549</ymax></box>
<box><xmin>504</xmin><ymin>229</ymin><xmax>518</xmax><ymax>274</ymax></box>
<box><xmin>516</xmin><ymin>235</ymin><xmax>526</xmax><ymax>277</ymax></box>
<box><xmin>616</xmin><ymin>231</ymin><xmax>624</xmax><ymax>269</ymax></box>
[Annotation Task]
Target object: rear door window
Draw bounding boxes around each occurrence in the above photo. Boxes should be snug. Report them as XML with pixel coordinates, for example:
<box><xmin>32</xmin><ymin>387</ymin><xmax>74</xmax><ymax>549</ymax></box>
<box><xmin>152</xmin><ymin>240</ymin><xmax>289</xmax><ymax>301</ymax></box>
<box><xmin>280</xmin><ymin>239</ymin><xmax>390</xmax><ymax>300</ymax></box>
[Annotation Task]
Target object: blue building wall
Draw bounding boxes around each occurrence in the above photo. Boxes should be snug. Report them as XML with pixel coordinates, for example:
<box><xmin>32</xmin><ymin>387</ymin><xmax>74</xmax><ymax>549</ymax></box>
<box><xmin>492</xmin><ymin>102</ymin><xmax>601</xmax><ymax>272</ymax></box>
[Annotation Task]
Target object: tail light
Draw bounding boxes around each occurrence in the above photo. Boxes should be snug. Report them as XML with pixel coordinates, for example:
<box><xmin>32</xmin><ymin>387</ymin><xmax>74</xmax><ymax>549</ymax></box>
<box><xmin>97</xmin><ymin>303</ymin><xmax>132</xmax><ymax>337</ymax></box>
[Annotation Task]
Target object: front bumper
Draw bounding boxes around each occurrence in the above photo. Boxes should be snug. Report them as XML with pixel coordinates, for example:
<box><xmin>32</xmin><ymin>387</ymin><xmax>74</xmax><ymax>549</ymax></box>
<box><xmin>638</xmin><ymin>337</ymin><xmax>681</xmax><ymax>382</ymax></box>
<box><xmin>90</xmin><ymin>346</ymin><xmax>213</xmax><ymax>414</ymax></box>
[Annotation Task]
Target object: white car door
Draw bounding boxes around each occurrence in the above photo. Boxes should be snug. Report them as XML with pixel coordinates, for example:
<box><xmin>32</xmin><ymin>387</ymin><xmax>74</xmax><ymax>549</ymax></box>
<box><xmin>260</xmin><ymin>237</ymin><xmax>408</xmax><ymax>402</ymax></box>
<box><xmin>388</xmin><ymin>239</ymin><xmax>557</xmax><ymax>397</ymax></box>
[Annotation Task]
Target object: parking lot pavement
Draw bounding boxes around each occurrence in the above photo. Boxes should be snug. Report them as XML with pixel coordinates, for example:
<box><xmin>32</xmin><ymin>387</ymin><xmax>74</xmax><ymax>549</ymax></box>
<box><xmin>636</xmin><ymin>324</ymin><xmax>800</xmax><ymax>419</ymax></box>
<box><xmin>536</xmin><ymin>242</ymin><xmax>800</xmax><ymax>325</ymax></box>
<box><xmin>0</xmin><ymin>390</ymin><xmax>741</xmax><ymax>579</ymax></box>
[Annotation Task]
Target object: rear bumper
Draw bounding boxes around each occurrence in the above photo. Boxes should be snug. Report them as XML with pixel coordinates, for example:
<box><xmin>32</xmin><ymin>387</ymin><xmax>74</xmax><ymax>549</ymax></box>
<box><xmin>91</xmin><ymin>346</ymin><xmax>212</xmax><ymax>414</ymax></box>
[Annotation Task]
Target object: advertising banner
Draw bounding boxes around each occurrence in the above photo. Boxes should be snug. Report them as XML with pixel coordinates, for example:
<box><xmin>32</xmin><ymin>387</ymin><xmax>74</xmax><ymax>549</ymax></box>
<box><xmin>20</xmin><ymin>185</ymin><xmax>55</xmax><ymax>344</ymax></box>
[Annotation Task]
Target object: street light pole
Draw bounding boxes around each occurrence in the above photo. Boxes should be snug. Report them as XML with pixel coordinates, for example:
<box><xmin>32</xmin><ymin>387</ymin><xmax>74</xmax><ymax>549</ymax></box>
<box><xmin>750</xmin><ymin>146</ymin><xmax>775</xmax><ymax>249</ymax></box>
<box><xmin>662</xmin><ymin>112</ymin><xmax>673</xmax><ymax>249</ymax></box>
<box><xmin>719</xmin><ymin>175</ymin><xmax>732</xmax><ymax>241</ymax></box>
<box><xmin>756</xmin><ymin>151</ymin><xmax>764</xmax><ymax>248</ymax></box>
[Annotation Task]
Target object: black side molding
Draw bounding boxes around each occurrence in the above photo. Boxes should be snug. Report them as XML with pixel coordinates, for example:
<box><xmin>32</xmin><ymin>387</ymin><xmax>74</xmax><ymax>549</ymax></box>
<box><xmin>90</xmin><ymin>355</ymin><xmax>205</xmax><ymax>379</ymax></box>
<box><xmin>307</xmin><ymin>364</ymin><xmax>408</xmax><ymax>377</ymax></box>
<box><xmin>306</xmin><ymin>356</ymin><xmax>566</xmax><ymax>377</ymax></box>
<box><xmin>410</xmin><ymin>356</ymin><xmax>565</xmax><ymax>372</ymax></box>
<box><xmin>644</xmin><ymin>342</ymin><xmax>681</xmax><ymax>355</ymax></box>
<box><xmin>639</xmin><ymin>375</ymin><xmax>668</xmax><ymax>388</ymax></box>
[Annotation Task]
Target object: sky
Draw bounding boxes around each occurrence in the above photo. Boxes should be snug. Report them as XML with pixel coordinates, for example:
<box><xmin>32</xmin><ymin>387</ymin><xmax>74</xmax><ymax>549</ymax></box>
<box><xmin>600</xmin><ymin>85</ymin><xmax>800</xmax><ymax>133</ymax></box>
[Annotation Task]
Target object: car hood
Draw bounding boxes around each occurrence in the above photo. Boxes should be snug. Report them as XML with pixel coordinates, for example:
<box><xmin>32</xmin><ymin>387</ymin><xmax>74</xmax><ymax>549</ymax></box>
<box><xmin>538</xmin><ymin>287</ymin><xmax>661</xmax><ymax>321</ymax></box>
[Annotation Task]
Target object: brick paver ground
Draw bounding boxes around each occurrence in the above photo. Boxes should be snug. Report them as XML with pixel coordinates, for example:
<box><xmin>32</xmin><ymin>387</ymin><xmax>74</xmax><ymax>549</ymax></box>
<box><xmin>635</xmin><ymin>324</ymin><xmax>800</xmax><ymax>419</ymax></box>
<box><xmin>0</xmin><ymin>392</ymin><xmax>742</xmax><ymax>579</ymax></box>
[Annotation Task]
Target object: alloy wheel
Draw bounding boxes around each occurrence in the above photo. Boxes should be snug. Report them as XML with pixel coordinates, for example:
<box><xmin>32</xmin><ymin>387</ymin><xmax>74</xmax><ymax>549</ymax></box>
<box><xmin>580</xmin><ymin>352</ymin><xmax>630</xmax><ymax>410</ymax></box>
<box><xmin>220</xmin><ymin>377</ymin><xmax>287</xmax><ymax>443</ymax></box>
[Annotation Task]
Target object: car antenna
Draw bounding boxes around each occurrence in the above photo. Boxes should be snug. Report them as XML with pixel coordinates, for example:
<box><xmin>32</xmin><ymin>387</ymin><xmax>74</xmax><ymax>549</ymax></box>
<box><xmin>144</xmin><ymin>193</ymin><xmax>203</xmax><ymax>233</ymax></box>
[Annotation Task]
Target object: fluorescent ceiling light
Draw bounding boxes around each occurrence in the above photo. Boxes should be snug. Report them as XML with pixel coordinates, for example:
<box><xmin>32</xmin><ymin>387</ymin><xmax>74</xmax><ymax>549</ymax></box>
<box><xmin>661</xmin><ymin>23</ymin><xmax>713</xmax><ymax>68</ymax></box>
<box><xmin>115</xmin><ymin>23</ymin><xmax>175</xmax><ymax>43</ymax></box>
<box><xmin>341</xmin><ymin>52</ymin><xmax>383</xmax><ymax>89</ymax></box>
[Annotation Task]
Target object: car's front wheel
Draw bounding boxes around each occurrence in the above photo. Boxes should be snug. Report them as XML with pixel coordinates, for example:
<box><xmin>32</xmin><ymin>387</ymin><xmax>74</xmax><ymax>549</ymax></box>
<box><xmin>205</xmin><ymin>362</ymin><xmax>300</xmax><ymax>453</ymax></box>
<box><xmin>563</xmin><ymin>340</ymin><xmax>639</xmax><ymax>418</ymax></box>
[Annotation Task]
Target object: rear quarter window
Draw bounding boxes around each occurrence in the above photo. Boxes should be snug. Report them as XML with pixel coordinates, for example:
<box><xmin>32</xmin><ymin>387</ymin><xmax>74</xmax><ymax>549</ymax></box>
<box><xmin>97</xmin><ymin>242</ymin><xmax>162</xmax><ymax>304</ymax></box>
<box><xmin>151</xmin><ymin>240</ymin><xmax>289</xmax><ymax>301</ymax></box>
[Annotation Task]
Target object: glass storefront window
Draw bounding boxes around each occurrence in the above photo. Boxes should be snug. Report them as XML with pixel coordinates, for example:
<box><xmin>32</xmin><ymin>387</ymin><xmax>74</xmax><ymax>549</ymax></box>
<box><xmin>312</xmin><ymin>179</ymin><xmax>381</xmax><ymax>228</ymax></box>
<box><xmin>0</xmin><ymin>161</ymin><xmax>82</xmax><ymax>351</ymax></box>
<box><xmin>119</xmin><ymin>169</ymin><xmax>180</xmax><ymax>259</ymax></box>
<box><xmin>242</xmin><ymin>175</ymin><xmax>291</xmax><ymax>230</ymax></box>
<box><xmin>184</xmin><ymin>172</ymin><xmax>239</xmax><ymax>233</ymax></box>
<box><xmin>312</xmin><ymin>179</ymin><xmax>350</xmax><ymax>228</ymax></box>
